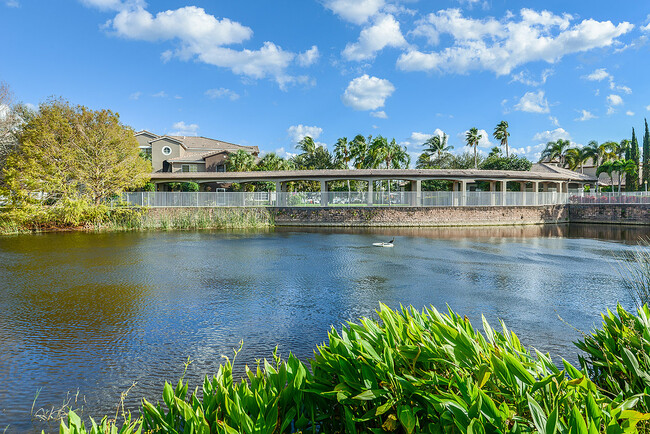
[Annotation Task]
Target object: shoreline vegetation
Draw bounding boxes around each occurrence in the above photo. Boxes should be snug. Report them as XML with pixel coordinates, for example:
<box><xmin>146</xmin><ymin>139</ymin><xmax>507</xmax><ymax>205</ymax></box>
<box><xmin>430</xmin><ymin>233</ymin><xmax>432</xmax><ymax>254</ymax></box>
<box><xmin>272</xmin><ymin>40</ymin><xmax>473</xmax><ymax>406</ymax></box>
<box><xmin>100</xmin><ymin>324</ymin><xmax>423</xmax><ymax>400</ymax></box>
<box><xmin>0</xmin><ymin>206</ymin><xmax>274</xmax><ymax>235</ymax></box>
<box><xmin>55</xmin><ymin>303</ymin><xmax>650</xmax><ymax>434</ymax></box>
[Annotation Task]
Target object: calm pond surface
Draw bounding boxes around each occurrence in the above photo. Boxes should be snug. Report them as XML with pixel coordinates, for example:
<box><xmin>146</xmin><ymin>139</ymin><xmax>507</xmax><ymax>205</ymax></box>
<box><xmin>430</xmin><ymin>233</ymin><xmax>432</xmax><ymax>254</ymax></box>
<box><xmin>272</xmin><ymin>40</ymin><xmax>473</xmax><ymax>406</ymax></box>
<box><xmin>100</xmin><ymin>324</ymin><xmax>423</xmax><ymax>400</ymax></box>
<box><xmin>1</xmin><ymin>223</ymin><xmax>649</xmax><ymax>432</ymax></box>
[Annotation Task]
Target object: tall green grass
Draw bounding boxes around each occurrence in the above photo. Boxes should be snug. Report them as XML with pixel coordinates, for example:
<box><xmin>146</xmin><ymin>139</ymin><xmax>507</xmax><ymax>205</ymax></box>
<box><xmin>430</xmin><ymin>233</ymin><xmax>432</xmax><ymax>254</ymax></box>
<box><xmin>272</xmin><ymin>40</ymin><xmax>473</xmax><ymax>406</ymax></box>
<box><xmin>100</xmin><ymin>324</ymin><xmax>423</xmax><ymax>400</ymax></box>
<box><xmin>619</xmin><ymin>238</ymin><xmax>650</xmax><ymax>309</ymax></box>
<box><xmin>57</xmin><ymin>304</ymin><xmax>650</xmax><ymax>434</ymax></box>
<box><xmin>0</xmin><ymin>206</ymin><xmax>275</xmax><ymax>234</ymax></box>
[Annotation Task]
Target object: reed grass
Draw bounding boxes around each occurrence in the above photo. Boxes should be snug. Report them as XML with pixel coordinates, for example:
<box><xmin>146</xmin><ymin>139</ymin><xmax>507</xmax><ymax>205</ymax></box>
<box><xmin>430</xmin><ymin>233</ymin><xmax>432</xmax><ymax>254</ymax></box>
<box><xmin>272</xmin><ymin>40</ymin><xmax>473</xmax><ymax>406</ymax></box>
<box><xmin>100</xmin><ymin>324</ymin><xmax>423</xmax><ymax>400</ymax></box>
<box><xmin>619</xmin><ymin>237</ymin><xmax>650</xmax><ymax>309</ymax></box>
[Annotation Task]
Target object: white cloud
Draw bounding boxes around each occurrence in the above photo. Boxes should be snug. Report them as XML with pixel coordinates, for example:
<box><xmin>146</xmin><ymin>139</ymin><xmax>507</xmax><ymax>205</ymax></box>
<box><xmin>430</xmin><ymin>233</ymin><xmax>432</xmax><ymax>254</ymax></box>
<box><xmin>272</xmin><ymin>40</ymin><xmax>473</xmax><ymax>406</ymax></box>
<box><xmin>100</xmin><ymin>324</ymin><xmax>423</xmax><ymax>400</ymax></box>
<box><xmin>549</xmin><ymin>116</ymin><xmax>560</xmax><ymax>127</ymax></box>
<box><xmin>646</xmin><ymin>105</ymin><xmax>650</xmax><ymax>111</ymax></box>
<box><xmin>370</xmin><ymin>110</ymin><xmax>388</xmax><ymax>119</ymax></box>
<box><xmin>514</xmin><ymin>91</ymin><xmax>550</xmax><ymax>113</ymax></box>
<box><xmin>152</xmin><ymin>90</ymin><xmax>168</xmax><ymax>98</ymax></box>
<box><xmin>342</xmin><ymin>14</ymin><xmax>407</xmax><ymax>61</ymax></box>
<box><xmin>4</xmin><ymin>0</ymin><xmax>19</xmax><ymax>7</ymax></box>
<box><xmin>397</xmin><ymin>9</ymin><xmax>632</xmax><ymax>76</ymax></box>
<box><xmin>205</xmin><ymin>87</ymin><xmax>240</xmax><ymax>101</ymax></box>
<box><xmin>533</xmin><ymin>128</ymin><xmax>571</xmax><ymax>143</ymax></box>
<box><xmin>297</xmin><ymin>45</ymin><xmax>319</xmax><ymax>67</ymax></box>
<box><xmin>274</xmin><ymin>147</ymin><xmax>297</xmax><ymax>159</ymax></box>
<box><xmin>402</xmin><ymin>129</ymin><xmax>446</xmax><ymax>147</ymax></box>
<box><xmin>607</xmin><ymin>94</ymin><xmax>623</xmax><ymax>106</ymax></box>
<box><xmin>510</xmin><ymin>68</ymin><xmax>553</xmax><ymax>86</ymax></box>
<box><xmin>287</xmin><ymin>124</ymin><xmax>323</xmax><ymax>143</ymax></box>
<box><xmin>611</xmin><ymin>82</ymin><xmax>632</xmax><ymax>94</ymax></box>
<box><xmin>584</xmin><ymin>68</ymin><xmax>611</xmax><ymax>81</ymax></box>
<box><xmin>322</xmin><ymin>0</ymin><xmax>385</xmax><ymax>25</ymax></box>
<box><xmin>575</xmin><ymin>110</ymin><xmax>596</xmax><ymax>121</ymax></box>
<box><xmin>341</xmin><ymin>74</ymin><xmax>395</xmax><ymax>111</ymax></box>
<box><xmin>642</xmin><ymin>23</ymin><xmax>650</xmax><ymax>33</ymax></box>
<box><xmin>169</xmin><ymin>121</ymin><xmax>199</xmax><ymax>136</ymax></box>
<box><xmin>101</xmin><ymin>6</ymin><xmax>301</xmax><ymax>87</ymax></box>
<box><xmin>129</xmin><ymin>91</ymin><xmax>142</xmax><ymax>100</ymax></box>
<box><xmin>626</xmin><ymin>111</ymin><xmax>635</xmax><ymax>116</ymax></box>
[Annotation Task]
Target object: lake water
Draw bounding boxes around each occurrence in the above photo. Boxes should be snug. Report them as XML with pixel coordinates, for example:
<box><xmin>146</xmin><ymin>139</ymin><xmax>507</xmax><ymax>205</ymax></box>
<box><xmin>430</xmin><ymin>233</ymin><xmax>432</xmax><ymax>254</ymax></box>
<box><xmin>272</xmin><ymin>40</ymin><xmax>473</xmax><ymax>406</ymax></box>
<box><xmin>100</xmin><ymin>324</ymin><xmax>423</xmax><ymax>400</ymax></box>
<box><xmin>1</xmin><ymin>224</ymin><xmax>649</xmax><ymax>432</ymax></box>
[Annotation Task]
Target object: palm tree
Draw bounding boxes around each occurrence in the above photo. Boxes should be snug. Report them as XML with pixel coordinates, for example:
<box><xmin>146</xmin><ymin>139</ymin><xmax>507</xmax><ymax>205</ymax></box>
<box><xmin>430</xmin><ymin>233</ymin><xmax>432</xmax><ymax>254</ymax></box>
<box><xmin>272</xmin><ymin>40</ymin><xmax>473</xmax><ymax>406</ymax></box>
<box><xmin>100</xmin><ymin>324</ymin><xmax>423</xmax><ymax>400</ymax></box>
<box><xmin>226</xmin><ymin>149</ymin><xmax>256</xmax><ymax>172</ymax></box>
<box><xmin>334</xmin><ymin>137</ymin><xmax>352</xmax><ymax>193</ymax></box>
<box><xmin>493</xmin><ymin>121</ymin><xmax>510</xmax><ymax>157</ymax></box>
<box><xmin>465</xmin><ymin>128</ymin><xmax>482</xmax><ymax>169</ymax></box>
<box><xmin>565</xmin><ymin>147</ymin><xmax>589</xmax><ymax>173</ymax></box>
<box><xmin>297</xmin><ymin>136</ymin><xmax>316</xmax><ymax>155</ymax></box>
<box><xmin>539</xmin><ymin>139</ymin><xmax>570</xmax><ymax>166</ymax></box>
<box><xmin>596</xmin><ymin>161</ymin><xmax>615</xmax><ymax>190</ymax></box>
<box><xmin>582</xmin><ymin>140</ymin><xmax>601</xmax><ymax>170</ymax></box>
<box><xmin>613</xmin><ymin>159</ymin><xmax>637</xmax><ymax>193</ymax></box>
<box><xmin>600</xmin><ymin>141</ymin><xmax>619</xmax><ymax>163</ymax></box>
<box><xmin>350</xmin><ymin>134</ymin><xmax>370</xmax><ymax>169</ymax></box>
<box><xmin>423</xmin><ymin>133</ymin><xmax>452</xmax><ymax>158</ymax></box>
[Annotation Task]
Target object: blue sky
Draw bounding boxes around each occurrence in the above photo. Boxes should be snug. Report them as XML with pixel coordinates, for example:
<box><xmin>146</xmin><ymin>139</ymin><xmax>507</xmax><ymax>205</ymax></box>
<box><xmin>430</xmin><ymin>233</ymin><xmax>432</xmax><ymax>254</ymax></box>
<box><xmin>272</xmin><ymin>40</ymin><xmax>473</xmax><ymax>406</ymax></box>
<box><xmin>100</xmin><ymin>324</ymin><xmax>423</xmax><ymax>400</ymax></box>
<box><xmin>1</xmin><ymin>0</ymin><xmax>649</xmax><ymax>163</ymax></box>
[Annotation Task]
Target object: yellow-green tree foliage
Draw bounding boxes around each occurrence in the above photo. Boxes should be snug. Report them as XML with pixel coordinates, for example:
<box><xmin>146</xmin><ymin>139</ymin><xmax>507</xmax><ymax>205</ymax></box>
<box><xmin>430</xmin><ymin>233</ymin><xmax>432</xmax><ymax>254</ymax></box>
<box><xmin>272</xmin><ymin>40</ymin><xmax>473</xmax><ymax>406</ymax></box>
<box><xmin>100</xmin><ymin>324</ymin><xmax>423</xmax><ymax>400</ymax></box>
<box><xmin>3</xmin><ymin>99</ymin><xmax>150</xmax><ymax>206</ymax></box>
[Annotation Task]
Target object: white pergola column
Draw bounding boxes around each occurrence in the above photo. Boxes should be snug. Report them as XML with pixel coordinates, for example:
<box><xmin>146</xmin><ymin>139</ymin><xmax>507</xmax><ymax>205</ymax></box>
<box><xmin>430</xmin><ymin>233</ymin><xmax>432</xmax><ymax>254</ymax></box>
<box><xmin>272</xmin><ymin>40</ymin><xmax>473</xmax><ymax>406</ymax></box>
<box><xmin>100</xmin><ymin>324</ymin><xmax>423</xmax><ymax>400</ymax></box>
<box><xmin>532</xmin><ymin>181</ymin><xmax>539</xmax><ymax>205</ymax></box>
<box><xmin>367</xmin><ymin>180</ymin><xmax>373</xmax><ymax>206</ymax></box>
<box><xmin>412</xmin><ymin>180</ymin><xmax>422</xmax><ymax>206</ymax></box>
<box><xmin>489</xmin><ymin>181</ymin><xmax>496</xmax><ymax>206</ymax></box>
<box><xmin>460</xmin><ymin>180</ymin><xmax>467</xmax><ymax>206</ymax></box>
<box><xmin>500</xmin><ymin>180</ymin><xmax>507</xmax><ymax>206</ymax></box>
<box><xmin>320</xmin><ymin>180</ymin><xmax>328</xmax><ymax>207</ymax></box>
<box><xmin>275</xmin><ymin>181</ymin><xmax>282</xmax><ymax>206</ymax></box>
<box><xmin>520</xmin><ymin>182</ymin><xmax>527</xmax><ymax>206</ymax></box>
<box><xmin>452</xmin><ymin>181</ymin><xmax>459</xmax><ymax>206</ymax></box>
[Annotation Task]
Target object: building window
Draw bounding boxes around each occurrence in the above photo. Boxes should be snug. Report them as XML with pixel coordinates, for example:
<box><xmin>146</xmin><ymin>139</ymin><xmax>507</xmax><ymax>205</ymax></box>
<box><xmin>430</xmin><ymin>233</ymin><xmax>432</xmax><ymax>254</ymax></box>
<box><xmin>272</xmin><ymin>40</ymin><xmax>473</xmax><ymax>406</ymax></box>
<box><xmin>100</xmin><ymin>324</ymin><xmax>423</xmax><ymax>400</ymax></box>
<box><xmin>182</xmin><ymin>164</ymin><xmax>198</xmax><ymax>173</ymax></box>
<box><xmin>216</xmin><ymin>165</ymin><xmax>226</xmax><ymax>172</ymax></box>
<box><xmin>162</xmin><ymin>146</ymin><xmax>172</xmax><ymax>156</ymax></box>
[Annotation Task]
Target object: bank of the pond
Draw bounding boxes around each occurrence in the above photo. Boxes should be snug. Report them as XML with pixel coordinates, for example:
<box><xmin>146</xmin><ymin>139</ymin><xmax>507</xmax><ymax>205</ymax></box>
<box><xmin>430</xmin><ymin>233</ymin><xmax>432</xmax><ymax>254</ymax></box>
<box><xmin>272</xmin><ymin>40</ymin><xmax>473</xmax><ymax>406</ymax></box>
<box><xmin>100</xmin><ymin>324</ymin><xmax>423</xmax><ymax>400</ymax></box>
<box><xmin>2</xmin><ymin>203</ymin><xmax>650</xmax><ymax>235</ymax></box>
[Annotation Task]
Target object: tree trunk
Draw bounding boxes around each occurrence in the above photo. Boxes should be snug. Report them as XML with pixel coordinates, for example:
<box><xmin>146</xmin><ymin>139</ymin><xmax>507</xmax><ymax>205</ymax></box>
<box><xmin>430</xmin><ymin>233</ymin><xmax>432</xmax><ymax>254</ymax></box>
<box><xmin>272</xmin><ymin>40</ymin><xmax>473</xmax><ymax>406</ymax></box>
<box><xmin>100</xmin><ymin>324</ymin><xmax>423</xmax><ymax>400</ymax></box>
<box><xmin>506</xmin><ymin>142</ymin><xmax>509</xmax><ymax>158</ymax></box>
<box><xmin>474</xmin><ymin>145</ymin><xmax>477</xmax><ymax>169</ymax></box>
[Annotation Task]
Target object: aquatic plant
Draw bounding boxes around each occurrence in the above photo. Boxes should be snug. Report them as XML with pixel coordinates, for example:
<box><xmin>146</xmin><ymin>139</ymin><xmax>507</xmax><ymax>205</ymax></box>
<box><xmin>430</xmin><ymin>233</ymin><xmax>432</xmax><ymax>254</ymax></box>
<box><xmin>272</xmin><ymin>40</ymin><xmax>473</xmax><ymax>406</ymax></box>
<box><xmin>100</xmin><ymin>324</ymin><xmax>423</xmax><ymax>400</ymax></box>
<box><xmin>576</xmin><ymin>303</ymin><xmax>650</xmax><ymax>413</ymax></box>
<box><xmin>56</xmin><ymin>304</ymin><xmax>650</xmax><ymax>433</ymax></box>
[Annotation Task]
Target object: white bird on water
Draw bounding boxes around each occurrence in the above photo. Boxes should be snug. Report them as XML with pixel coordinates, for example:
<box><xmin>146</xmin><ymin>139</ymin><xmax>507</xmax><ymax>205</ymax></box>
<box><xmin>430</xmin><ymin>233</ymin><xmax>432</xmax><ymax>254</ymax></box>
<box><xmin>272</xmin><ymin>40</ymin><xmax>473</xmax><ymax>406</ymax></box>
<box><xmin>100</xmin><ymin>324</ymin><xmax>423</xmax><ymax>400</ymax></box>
<box><xmin>373</xmin><ymin>237</ymin><xmax>394</xmax><ymax>247</ymax></box>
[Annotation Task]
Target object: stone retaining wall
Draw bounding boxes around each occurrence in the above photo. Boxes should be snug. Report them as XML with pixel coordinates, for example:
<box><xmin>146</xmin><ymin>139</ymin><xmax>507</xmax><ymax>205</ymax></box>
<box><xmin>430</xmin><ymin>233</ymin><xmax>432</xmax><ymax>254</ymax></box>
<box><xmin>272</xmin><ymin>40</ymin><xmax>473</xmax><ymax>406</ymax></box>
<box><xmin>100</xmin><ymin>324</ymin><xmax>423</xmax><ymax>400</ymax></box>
<box><xmin>568</xmin><ymin>204</ymin><xmax>650</xmax><ymax>225</ymax></box>
<box><xmin>271</xmin><ymin>205</ymin><xmax>569</xmax><ymax>227</ymax></box>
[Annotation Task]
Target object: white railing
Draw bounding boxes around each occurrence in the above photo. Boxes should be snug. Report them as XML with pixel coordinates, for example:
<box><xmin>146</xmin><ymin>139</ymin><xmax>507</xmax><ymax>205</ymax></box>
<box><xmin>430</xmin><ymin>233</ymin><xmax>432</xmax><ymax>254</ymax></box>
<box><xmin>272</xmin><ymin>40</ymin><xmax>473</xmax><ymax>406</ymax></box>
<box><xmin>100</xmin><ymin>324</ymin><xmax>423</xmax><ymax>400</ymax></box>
<box><xmin>118</xmin><ymin>191</ymin><xmax>650</xmax><ymax>208</ymax></box>
<box><xmin>568</xmin><ymin>191</ymin><xmax>650</xmax><ymax>204</ymax></box>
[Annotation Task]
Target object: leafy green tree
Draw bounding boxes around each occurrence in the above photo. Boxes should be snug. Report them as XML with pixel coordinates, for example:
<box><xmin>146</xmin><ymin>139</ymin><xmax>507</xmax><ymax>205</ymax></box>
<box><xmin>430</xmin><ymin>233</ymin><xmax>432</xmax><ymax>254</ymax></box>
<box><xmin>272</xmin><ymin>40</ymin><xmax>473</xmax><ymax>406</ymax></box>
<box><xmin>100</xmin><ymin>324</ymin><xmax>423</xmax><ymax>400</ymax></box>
<box><xmin>539</xmin><ymin>139</ymin><xmax>571</xmax><ymax>166</ymax></box>
<box><xmin>257</xmin><ymin>152</ymin><xmax>293</xmax><ymax>171</ymax></box>
<box><xmin>481</xmin><ymin>154</ymin><xmax>532</xmax><ymax>171</ymax></box>
<box><xmin>0</xmin><ymin>82</ymin><xmax>20</xmax><ymax>176</ymax></box>
<box><xmin>226</xmin><ymin>149</ymin><xmax>256</xmax><ymax>172</ymax></box>
<box><xmin>422</xmin><ymin>133</ymin><xmax>452</xmax><ymax>158</ymax></box>
<box><xmin>333</xmin><ymin>137</ymin><xmax>352</xmax><ymax>192</ymax></box>
<box><xmin>493</xmin><ymin>121</ymin><xmax>510</xmax><ymax>157</ymax></box>
<box><xmin>643</xmin><ymin>119</ymin><xmax>650</xmax><ymax>187</ymax></box>
<box><xmin>4</xmin><ymin>98</ymin><xmax>150</xmax><ymax>206</ymax></box>
<box><xmin>465</xmin><ymin>127</ymin><xmax>482</xmax><ymax>169</ymax></box>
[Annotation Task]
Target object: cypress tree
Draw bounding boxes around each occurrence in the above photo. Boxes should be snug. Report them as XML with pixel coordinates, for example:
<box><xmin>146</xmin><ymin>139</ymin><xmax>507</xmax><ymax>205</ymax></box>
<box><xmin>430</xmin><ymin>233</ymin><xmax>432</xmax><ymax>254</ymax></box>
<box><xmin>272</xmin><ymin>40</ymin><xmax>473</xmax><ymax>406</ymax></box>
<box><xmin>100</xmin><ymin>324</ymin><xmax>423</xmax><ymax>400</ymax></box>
<box><xmin>642</xmin><ymin>119</ymin><xmax>650</xmax><ymax>184</ymax></box>
<box><xmin>624</xmin><ymin>139</ymin><xmax>631</xmax><ymax>190</ymax></box>
<box><xmin>630</xmin><ymin>128</ymin><xmax>640</xmax><ymax>191</ymax></box>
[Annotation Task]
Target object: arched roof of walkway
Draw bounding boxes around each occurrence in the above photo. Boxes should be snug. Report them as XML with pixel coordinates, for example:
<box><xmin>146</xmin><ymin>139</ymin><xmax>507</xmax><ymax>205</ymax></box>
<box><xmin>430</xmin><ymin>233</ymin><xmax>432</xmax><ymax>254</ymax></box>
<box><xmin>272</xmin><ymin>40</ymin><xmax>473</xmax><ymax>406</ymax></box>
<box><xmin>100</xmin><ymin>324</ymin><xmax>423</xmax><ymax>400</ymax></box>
<box><xmin>150</xmin><ymin>164</ymin><xmax>597</xmax><ymax>184</ymax></box>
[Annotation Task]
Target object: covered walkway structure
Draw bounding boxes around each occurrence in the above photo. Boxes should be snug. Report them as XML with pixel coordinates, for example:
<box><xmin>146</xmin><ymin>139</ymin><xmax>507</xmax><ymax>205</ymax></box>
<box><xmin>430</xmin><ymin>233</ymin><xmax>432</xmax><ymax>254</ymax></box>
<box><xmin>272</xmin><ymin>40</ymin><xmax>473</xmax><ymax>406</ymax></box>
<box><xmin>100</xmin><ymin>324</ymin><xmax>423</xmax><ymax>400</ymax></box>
<box><xmin>148</xmin><ymin>165</ymin><xmax>596</xmax><ymax>207</ymax></box>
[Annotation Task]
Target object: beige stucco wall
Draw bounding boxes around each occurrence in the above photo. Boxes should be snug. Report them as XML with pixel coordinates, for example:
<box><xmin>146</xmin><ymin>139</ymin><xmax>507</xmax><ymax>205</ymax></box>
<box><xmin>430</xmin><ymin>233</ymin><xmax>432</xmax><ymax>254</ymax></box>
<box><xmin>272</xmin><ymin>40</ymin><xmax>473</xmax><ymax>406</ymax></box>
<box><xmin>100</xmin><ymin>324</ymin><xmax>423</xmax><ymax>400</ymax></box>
<box><xmin>171</xmin><ymin>162</ymin><xmax>207</xmax><ymax>173</ymax></box>
<box><xmin>151</xmin><ymin>138</ymin><xmax>183</xmax><ymax>172</ymax></box>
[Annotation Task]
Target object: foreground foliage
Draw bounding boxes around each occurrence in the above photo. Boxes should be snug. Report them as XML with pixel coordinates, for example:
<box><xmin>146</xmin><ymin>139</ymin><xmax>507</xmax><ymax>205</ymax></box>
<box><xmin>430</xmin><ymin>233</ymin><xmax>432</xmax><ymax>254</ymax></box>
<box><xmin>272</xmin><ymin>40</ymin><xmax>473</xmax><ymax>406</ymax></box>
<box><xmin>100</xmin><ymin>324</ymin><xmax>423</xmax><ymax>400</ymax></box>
<box><xmin>55</xmin><ymin>304</ymin><xmax>650</xmax><ymax>433</ymax></box>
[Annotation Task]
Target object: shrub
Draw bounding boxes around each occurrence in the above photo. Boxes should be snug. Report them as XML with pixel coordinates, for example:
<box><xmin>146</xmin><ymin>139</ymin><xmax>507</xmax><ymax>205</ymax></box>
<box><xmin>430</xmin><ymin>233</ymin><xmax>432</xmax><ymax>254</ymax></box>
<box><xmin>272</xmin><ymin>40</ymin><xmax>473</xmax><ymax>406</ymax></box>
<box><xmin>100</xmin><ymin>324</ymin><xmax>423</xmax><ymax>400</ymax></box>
<box><xmin>576</xmin><ymin>304</ymin><xmax>650</xmax><ymax>413</ymax></box>
<box><xmin>57</xmin><ymin>305</ymin><xmax>650</xmax><ymax>433</ymax></box>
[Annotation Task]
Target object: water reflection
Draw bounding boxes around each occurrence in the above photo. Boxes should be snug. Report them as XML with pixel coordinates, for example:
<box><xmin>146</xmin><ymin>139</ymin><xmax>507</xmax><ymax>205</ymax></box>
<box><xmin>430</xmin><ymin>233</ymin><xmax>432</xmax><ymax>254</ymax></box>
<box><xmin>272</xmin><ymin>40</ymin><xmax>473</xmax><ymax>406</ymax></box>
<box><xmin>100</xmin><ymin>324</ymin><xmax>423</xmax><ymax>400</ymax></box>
<box><xmin>0</xmin><ymin>225</ymin><xmax>646</xmax><ymax>432</ymax></box>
